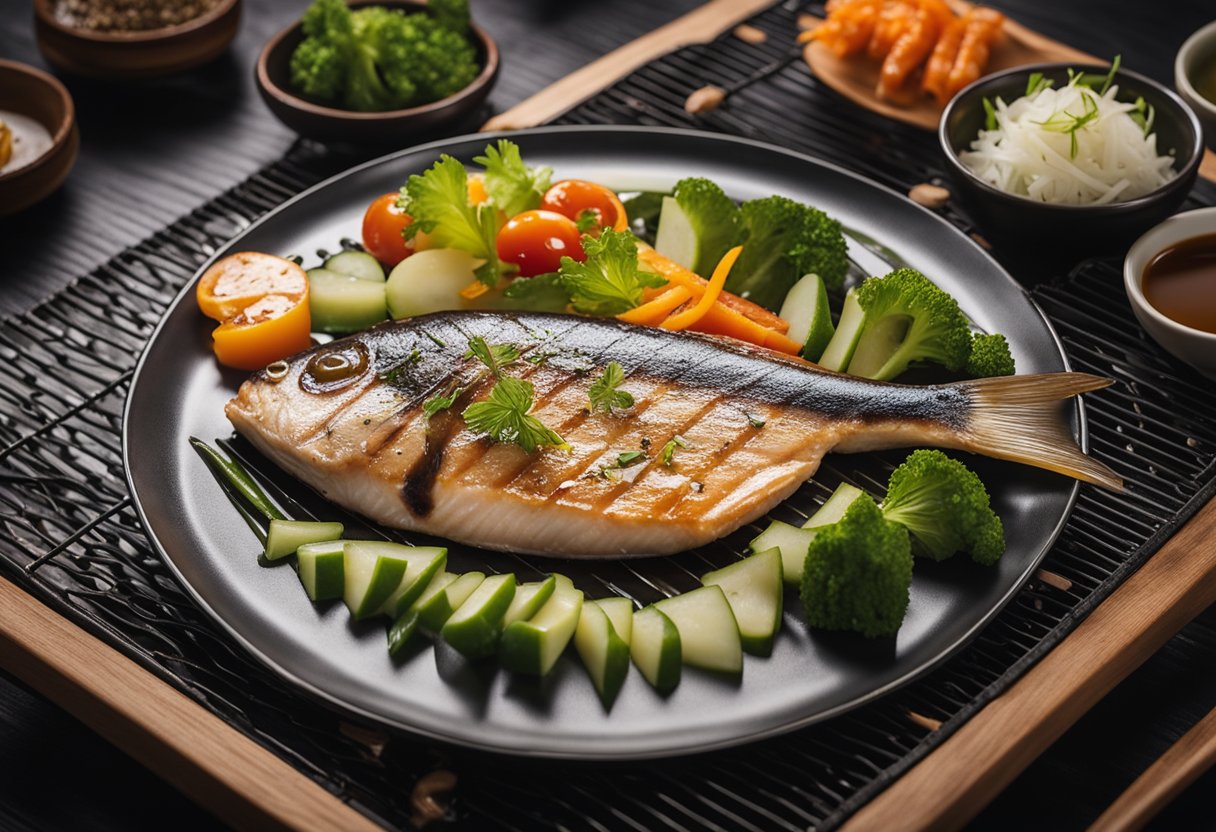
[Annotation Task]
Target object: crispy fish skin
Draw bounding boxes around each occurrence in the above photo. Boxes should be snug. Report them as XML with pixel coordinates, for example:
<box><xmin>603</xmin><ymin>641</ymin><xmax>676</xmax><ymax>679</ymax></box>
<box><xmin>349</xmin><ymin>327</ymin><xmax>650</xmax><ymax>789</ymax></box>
<box><xmin>225</xmin><ymin>311</ymin><xmax>1120</xmax><ymax>557</ymax></box>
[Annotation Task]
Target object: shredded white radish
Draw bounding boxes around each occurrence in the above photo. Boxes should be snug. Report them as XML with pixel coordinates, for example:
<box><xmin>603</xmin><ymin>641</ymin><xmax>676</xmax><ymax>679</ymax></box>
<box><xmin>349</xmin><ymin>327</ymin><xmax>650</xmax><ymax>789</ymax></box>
<box><xmin>959</xmin><ymin>80</ymin><xmax>1176</xmax><ymax>205</ymax></box>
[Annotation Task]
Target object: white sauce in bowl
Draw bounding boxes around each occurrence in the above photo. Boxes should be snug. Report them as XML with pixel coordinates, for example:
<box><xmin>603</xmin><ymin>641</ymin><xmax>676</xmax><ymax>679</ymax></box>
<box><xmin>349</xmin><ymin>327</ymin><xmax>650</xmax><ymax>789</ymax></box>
<box><xmin>0</xmin><ymin>110</ymin><xmax>55</xmax><ymax>176</ymax></box>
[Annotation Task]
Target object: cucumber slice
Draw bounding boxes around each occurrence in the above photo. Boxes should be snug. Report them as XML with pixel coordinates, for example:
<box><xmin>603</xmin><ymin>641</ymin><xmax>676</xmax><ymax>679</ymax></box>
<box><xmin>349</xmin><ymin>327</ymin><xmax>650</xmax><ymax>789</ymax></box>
<box><xmin>750</xmin><ymin>520</ymin><xmax>817</xmax><ymax>585</ymax></box>
<box><xmin>387</xmin><ymin>608</ymin><xmax>420</xmax><ymax>657</ymax></box>
<box><xmin>377</xmin><ymin>547</ymin><xmax>448</xmax><ymax>618</ymax></box>
<box><xmin>847</xmin><ymin>312</ymin><xmax>910</xmax><ymax>379</ymax></box>
<box><xmin>803</xmin><ymin>483</ymin><xmax>866</xmax><ymax>529</ymax></box>
<box><xmin>655</xmin><ymin>586</ymin><xmax>742</xmax><ymax>675</ymax></box>
<box><xmin>441</xmin><ymin>573</ymin><xmax>517</xmax><ymax>659</ymax></box>
<box><xmin>503</xmin><ymin>575</ymin><xmax>557</xmax><ymax>627</ymax></box>
<box><xmin>341</xmin><ymin>541</ymin><xmax>445</xmax><ymax>620</ymax></box>
<box><xmin>630</xmin><ymin>606</ymin><xmax>681</xmax><ymax>694</ymax></box>
<box><xmin>410</xmin><ymin>571</ymin><xmax>457</xmax><ymax>612</ymax></box>
<box><xmin>263</xmin><ymin>519</ymin><xmax>344</xmax><ymax>561</ymax></box>
<box><xmin>500</xmin><ymin>575</ymin><xmax>583</xmax><ymax>676</ymax></box>
<box><xmin>596</xmin><ymin>597</ymin><xmax>634</xmax><ymax>645</ymax></box>
<box><xmin>324</xmin><ymin>250</ymin><xmax>385</xmax><ymax>282</ymax></box>
<box><xmin>417</xmin><ymin>571</ymin><xmax>485</xmax><ymax>631</ymax></box>
<box><xmin>654</xmin><ymin>196</ymin><xmax>698</xmax><ymax>271</ymax></box>
<box><xmin>574</xmin><ymin>601</ymin><xmax>630</xmax><ymax>707</ymax></box>
<box><xmin>779</xmin><ymin>273</ymin><xmax>836</xmax><ymax>363</ymax></box>
<box><xmin>308</xmin><ymin>268</ymin><xmax>389</xmax><ymax>334</ymax></box>
<box><xmin>386</xmin><ymin>248</ymin><xmax>485</xmax><ymax>319</ymax></box>
<box><xmin>296</xmin><ymin>540</ymin><xmax>345</xmax><ymax>601</ymax></box>
<box><xmin>702</xmin><ymin>549</ymin><xmax>784</xmax><ymax>656</ymax></box>
<box><xmin>818</xmin><ymin>288</ymin><xmax>865</xmax><ymax>372</ymax></box>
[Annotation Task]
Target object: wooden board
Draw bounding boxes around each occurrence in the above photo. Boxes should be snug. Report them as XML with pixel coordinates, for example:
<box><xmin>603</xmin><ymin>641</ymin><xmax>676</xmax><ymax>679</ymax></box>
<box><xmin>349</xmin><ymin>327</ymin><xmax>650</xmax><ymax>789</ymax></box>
<box><xmin>0</xmin><ymin>576</ymin><xmax>380</xmax><ymax>832</ymax></box>
<box><xmin>840</xmin><ymin>496</ymin><xmax>1216</xmax><ymax>832</ymax></box>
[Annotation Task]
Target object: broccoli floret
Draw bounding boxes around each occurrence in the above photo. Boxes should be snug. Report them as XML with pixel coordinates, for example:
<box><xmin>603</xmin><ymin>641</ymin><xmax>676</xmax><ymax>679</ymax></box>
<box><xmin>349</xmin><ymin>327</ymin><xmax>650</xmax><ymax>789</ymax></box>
<box><xmin>800</xmin><ymin>495</ymin><xmax>913</xmax><ymax>638</ymax></box>
<box><xmin>427</xmin><ymin>0</ymin><xmax>470</xmax><ymax>32</ymax></box>
<box><xmin>726</xmin><ymin>195</ymin><xmax>848</xmax><ymax>311</ymax></box>
<box><xmin>670</xmin><ymin>177</ymin><xmax>744</xmax><ymax>277</ymax></box>
<box><xmin>288</xmin><ymin>0</ymin><xmax>479</xmax><ymax>112</ymax></box>
<box><xmin>881</xmin><ymin>450</ymin><xmax>1006</xmax><ymax>566</ymax></box>
<box><xmin>821</xmin><ymin>268</ymin><xmax>972</xmax><ymax>381</ymax></box>
<box><xmin>966</xmin><ymin>332</ymin><xmax>1016</xmax><ymax>378</ymax></box>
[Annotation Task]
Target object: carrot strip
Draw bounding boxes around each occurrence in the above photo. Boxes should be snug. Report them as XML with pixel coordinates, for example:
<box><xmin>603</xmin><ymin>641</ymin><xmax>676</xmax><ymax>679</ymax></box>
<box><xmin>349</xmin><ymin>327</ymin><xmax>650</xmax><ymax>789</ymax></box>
<box><xmin>637</xmin><ymin>247</ymin><xmax>789</xmax><ymax>333</ymax></box>
<box><xmin>459</xmin><ymin>281</ymin><xmax>490</xmax><ymax>301</ymax></box>
<box><xmin>617</xmin><ymin>285</ymin><xmax>693</xmax><ymax>326</ymax></box>
<box><xmin>662</xmin><ymin>246</ymin><xmax>742</xmax><ymax>331</ymax></box>
<box><xmin>687</xmin><ymin>302</ymin><xmax>802</xmax><ymax>355</ymax></box>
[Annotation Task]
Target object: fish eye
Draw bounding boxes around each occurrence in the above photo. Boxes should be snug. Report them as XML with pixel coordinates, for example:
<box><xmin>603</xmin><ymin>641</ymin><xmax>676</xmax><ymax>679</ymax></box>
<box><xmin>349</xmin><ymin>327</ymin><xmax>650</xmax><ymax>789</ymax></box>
<box><xmin>300</xmin><ymin>342</ymin><xmax>370</xmax><ymax>393</ymax></box>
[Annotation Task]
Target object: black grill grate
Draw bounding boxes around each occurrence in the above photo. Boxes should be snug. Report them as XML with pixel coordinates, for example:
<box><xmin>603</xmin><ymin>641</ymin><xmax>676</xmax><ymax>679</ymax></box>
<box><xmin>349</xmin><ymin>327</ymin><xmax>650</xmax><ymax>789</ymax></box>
<box><xmin>2</xmin><ymin>2</ymin><xmax>1216</xmax><ymax>830</ymax></box>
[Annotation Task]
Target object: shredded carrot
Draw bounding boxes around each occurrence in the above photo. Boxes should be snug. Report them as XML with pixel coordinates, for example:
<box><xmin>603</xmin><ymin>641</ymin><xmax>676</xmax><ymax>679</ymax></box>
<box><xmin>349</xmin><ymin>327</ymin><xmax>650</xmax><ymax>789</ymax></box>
<box><xmin>617</xmin><ymin>285</ymin><xmax>694</xmax><ymax>326</ymax></box>
<box><xmin>662</xmin><ymin>246</ymin><xmax>742</xmax><ymax>331</ymax></box>
<box><xmin>459</xmin><ymin>281</ymin><xmax>491</xmax><ymax>301</ymax></box>
<box><xmin>637</xmin><ymin>246</ymin><xmax>789</xmax><ymax>333</ymax></box>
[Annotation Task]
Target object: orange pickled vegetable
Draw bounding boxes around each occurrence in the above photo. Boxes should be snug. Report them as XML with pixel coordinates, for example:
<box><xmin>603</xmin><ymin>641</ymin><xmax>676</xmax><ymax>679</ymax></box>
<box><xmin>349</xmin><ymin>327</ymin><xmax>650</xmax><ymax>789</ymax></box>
<box><xmin>210</xmin><ymin>290</ymin><xmax>312</xmax><ymax>371</ymax></box>
<box><xmin>922</xmin><ymin>15</ymin><xmax>966</xmax><ymax>103</ymax></box>
<box><xmin>867</xmin><ymin>1</ymin><xmax>915</xmax><ymax>60</ymax></box>
<box><xmin>662</xmin><ymin>246</ymin><xmax>742</xmax><ymax>331</ymax></box>
<box><xmin>618</xmin><ymin>285</ymin><xmax>694</xmax><ymax>326</ymax></box>
<box><xmin>196</xmin><ymin>252</ymin><xmax>307</xmax><ymax>322</ymax></box>
<box><xmin>877</xmin><ymin>0</ymin><xmax>946</xmax><ymax>99</ymax></box>
<box><xmin>637</xmin><ymin>246</ymin><xmax>789</xmax><ymax>333</ymax></box>
<box><xmin>944</xmin><ymin>8</ymin><xmax>1005</xmax><ymax>100</ymax></box>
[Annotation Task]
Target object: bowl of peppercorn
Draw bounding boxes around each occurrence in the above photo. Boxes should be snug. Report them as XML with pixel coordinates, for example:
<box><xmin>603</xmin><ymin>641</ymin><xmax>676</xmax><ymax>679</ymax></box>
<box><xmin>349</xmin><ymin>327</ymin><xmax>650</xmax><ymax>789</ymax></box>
<box><xmin>255</xmin><ymin>0</ymin><xmax>499</xmax><ymax>144</ymax></box>
<box><xmin>34</xmin><ymin>0</ymin><xmax>241</xmax><ymax>80</ymax></box>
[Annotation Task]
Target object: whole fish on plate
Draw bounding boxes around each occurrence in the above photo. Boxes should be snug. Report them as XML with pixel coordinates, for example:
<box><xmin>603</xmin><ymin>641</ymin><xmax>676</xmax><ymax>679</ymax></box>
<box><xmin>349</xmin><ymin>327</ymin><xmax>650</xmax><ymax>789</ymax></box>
<box><xmin>225</xmin><ymin>311</ymin><xmax>1120</xmax><ymax>557</ymax></box>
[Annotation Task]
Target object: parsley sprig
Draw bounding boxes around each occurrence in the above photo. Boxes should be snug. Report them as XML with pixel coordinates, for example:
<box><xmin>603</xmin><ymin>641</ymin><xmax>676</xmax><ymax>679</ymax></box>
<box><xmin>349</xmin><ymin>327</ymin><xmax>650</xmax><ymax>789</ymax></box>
<box><xmin>558</xmin><ymin>228</ymin><xmax>665</xmax><ymax>316</ymax></box>
<box><xmin>465</xmin><ymin>336</ymin><xmax>519</xmax><ymax>377</ymax></box>
<box><xmin>423</xmin><ymin>384</ymin><xmax>464</xmax><ymax>418</ymax></box>
<box><xmin>588</xmin><ymin>361</ymin><xmax>634</xmax><ymax>413</ymax></box>
<box><xmin>462</xmin><ymin>376</ymin><xmax>568</xmax><ymax>454</ymax></box>
<box><xmin>474</xmin><ymin>140</ymin><xmax>553</xmax><ymax>217</ymax></box>
<box><xmin>658</xmin><ymin>435</ymin><xmax>689</xmax><ymax>466</ymax></box>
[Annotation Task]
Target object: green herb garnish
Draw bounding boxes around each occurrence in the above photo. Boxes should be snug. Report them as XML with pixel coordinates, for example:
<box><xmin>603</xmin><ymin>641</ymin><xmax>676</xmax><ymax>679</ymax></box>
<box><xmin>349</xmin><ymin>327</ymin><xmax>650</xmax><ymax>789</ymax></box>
<box><xmin>1035</xmin><ymin>90</ymin><xmax>1100</xmax><ymax>159</ymax></box>
<box><xmin>465</xmin><ymin>336</ymin><xmax>519</xmax><ymax>377</ymax></box>
<box><xmin>462</xmin><ymin>376</ymin><xmax>568</xmax><ymax>453</ymax></box>
<box><xmin>982</xmin><ymin>96</ymin><xmax>998</xmax><ymax>131</ymax></box>
<box><xmin>575</xmin><ymin>210</ymin><xmax>599</xmax><ymax>233</ymax></box>
<box><xmin>747</xmin><ymin>413</ymin><xmax>766</xmax><ymax>429</ymax></box>
<box><xmin>588</xmin><ymin>361</ymin><xmax>634</xmax><ymax>413</ymax></box>
<box><xmin>658</xmin><ymin>435</ymin><xmax>689</xmax><ymax>467</ymax></box>
<box><xmin>474</xmin><ymin>139</ymin><xmax>553</xmax><ymax>217</ymax></box>
<box><xmin>1025</xmin><ymin>72</ymin><xmax>1053</xmax><ymax>97</ymax></box>
<box><xmin>558</xmin><ymin>228</ymin><xmax>666</xmax><ymax>316</ymax></box>
<box><xmin>423</xmin><ymin>384</ymin><xmax>464</xmax><ymax>418</ymax></box>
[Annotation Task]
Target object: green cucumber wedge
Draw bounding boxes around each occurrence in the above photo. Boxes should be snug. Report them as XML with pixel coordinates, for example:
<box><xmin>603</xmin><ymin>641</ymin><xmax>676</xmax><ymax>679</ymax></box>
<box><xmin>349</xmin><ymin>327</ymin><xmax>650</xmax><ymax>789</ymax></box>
<box><xmin>653</xmin><ymin>196</ymin><xmax>698</xmax><ymax>271</ymax></box>
<box><xmin>503</xmin><ymin>575</ymin><xmax>557</xmax><ymax>627</ymax></box>
<box><xmin>818</xmin><ymin>288</ymin><xmax>865</xmax><ymax>372</ymax></box>
<box><xmin>324</xmin><ymin>250</ymin><xmax>385</xmax><ymax>282</ymax></box>
<box><xmin>630</xmin><ymin>606</ymin><xmax>681</xmax><ymax>694</ymax></box>
<box><xmin>655</xmin><ymin>586</ymin><xmax>742</xmax><ymax>675</ymax></box>
<box><xmin>308</xmin><ymin>268</ymin><xmax>389</xmax><ymax>334</ymax></box>
<box><xmin>596</xmin><ymin>597</ymin><xmax>634</xmax><ymax>644</ymax></box>
<box><xmin>750</xmin><ymin>520</ymin><xmax>817</xmax><ymax>585</ymax></box>
<box><xmin>387</xmin><ymin>608</ymin><xmax>421</xmax><ymax>657</ymax></box>
<box><xmin>376</xmin><ymin>547</ymin><xmax>448</xmax><ymax>619</ymax></box>
<box><xmin>500</xmin><ymin>575</ymin><xmax>583</xmax><ymax>676</ymax></box>
<box><xmin>296</xmin><ymin>540</ymin><xmax>345</xmax><ymax>601</ymax></box>
<box><xmin>342</xmin><ymin>541</ymin><xmax>445</xmax><ymax>620</ymax></box>
<box><xmin>441</xmin><ymin>573</ymin><xmax>517</xmax><ymax>659</ymax></box>
<box><xmin>779</xmin><ymin>273</ymin><xmax>836</xmax><ymax>362</ymax></box>
<box><xmin>702</xmin><ymin>549</ymin><xmax>784</xmax><ymax>656</ymax></box>
<box><xmin>802</xmin><ymin>482</ymin><xmax>867</xmax><ymax>529</ymax></box>
<box><xmin>263</xmin><ymin>519</ymin><xmax>343</xmax><ymax>561</ymax></box>
<box><xmin>417</xmin><ymin>572</ymin><xmax>485</xmax><ymax>632</ymax></box>
<box><xmin>574</xmin><ymin>600</ymin><xmax>630</xmax><ymax>707</ymax></box>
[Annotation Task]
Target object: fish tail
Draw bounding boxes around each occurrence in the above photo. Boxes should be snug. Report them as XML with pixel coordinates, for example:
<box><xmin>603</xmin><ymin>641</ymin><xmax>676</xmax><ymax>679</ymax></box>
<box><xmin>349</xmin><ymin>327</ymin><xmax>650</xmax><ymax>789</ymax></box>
<box><xmin>960</xmin><ymin>372</ymin><xmax>1122</xmax><ymax>491</ymax></box>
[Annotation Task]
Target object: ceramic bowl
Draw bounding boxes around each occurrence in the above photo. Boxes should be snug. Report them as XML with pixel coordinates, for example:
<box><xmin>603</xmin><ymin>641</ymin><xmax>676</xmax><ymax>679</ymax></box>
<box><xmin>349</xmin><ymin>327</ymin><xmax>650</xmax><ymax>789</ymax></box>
<box><xmin>255</xmin><ymin>0</ymin><xmax>499</xmax><ymax>144</ymax></box>
<box><xmin>1124</xmin><ymin>206</ymin><xmax>1216</xmax><ymax>378</ymax></box>
<box><xmin>0</xmin><ymin>59</ymin><xmax>79</xmax><ymax>217</ymax></box>
<box><xmin>33</xmin><ymin>0</ymin><xmax>240</xmax><ymax>80</ymax></box>
<box><xmin>940</xmin><ymin>63</ymin><xmax>1204</xmax><ymax>258</ymax></box>
<box><xmin>1175</xmin><ymin>20</ymin><xmax>1216</xmax><ymax>152</ymax></box>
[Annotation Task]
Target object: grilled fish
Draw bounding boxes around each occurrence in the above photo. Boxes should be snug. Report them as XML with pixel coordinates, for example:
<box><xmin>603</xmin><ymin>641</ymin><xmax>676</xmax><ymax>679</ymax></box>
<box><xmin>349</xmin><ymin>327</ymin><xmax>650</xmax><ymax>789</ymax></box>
<box><xmin>226</xmin><ymin>311</ymin><xmax>1120</xmax><ymax>557</ymax></box>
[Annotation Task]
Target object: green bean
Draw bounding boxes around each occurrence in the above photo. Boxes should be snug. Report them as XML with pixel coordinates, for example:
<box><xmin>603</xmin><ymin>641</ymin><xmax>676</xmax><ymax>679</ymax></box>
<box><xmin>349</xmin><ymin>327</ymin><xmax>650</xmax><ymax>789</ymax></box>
<box><xmin>188</xmin><ymin>437</ymin><xmax>287</xmax><ymax>522</ymax></box>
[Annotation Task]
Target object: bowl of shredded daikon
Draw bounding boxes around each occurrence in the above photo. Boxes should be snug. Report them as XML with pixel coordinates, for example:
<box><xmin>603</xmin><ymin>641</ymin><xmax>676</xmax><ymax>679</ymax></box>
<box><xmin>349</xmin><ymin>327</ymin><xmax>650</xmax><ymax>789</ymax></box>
<box><xmin>940</xmin><ymin>62</ymin><xmax>1202</xmax><ymax>256</ymax></box>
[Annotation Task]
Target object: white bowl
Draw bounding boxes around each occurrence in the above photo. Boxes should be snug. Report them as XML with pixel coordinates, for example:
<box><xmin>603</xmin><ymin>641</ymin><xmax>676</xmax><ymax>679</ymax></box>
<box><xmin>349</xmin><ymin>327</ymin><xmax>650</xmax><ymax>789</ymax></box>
<box><xmin>1176</xmin><ymin>20</ymin><xmax>1216</xmax><ymax>151</ymax></box>
<box><xmin>1124</xmin><ymin>206</ymin><xmax>1216</xmax><ymax>378</ymax></box>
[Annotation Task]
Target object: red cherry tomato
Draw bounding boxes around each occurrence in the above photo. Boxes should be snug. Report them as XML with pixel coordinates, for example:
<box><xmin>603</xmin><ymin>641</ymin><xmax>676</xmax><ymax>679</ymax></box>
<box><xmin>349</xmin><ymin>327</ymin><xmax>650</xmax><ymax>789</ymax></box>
<box><xmin>540</xmin><ymin>180</ymin><xmax>624</xmax><ymax>234</ymax></box>
<box><xmin>361</xmin><ymin>193</ymin><xmax>414</xmax><ymax>266</ymax></box>
<box><xmin>496</xmin><ymin>210</ymin><xmax>585</xmax><ymax>277</ymax></box>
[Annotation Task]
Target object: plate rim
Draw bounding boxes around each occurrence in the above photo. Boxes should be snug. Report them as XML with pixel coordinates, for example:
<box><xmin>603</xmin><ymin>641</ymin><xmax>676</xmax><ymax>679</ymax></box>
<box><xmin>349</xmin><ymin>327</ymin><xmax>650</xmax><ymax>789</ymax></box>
<box><xmin>122</xmin><ymin>125</ymin><xmax>1084</xmax><ymax>759</ymax></box>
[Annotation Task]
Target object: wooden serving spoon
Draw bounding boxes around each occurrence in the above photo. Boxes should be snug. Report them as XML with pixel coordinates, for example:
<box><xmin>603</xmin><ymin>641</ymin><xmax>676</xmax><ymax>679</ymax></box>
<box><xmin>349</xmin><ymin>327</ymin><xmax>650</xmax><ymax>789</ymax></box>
<box><xmin>801</xmin><ymin>4</ymin><xmax>1216</xmax><ymax>182</ymax></box>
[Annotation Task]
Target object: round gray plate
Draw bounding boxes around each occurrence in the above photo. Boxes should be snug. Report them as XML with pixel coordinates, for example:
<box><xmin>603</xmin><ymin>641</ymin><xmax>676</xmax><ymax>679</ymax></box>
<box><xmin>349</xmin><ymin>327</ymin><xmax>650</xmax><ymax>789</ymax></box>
<box><xmin>124</xmin><ymin>126</ymin><xmax>1082</xmax><ymax>759</ymax></box>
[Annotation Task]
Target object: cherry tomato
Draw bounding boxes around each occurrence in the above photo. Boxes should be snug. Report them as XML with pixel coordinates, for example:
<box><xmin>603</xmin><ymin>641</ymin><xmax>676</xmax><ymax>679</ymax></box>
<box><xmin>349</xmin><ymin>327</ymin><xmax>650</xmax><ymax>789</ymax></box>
<box><xmin>540</xmin><ymin>180</ymin><xmax>627</xmax><ymax>233</ymax></box>
<box><xmin>211</xmin><ymin>292</ymin><xmax>312</xmax><ymax>371</ymax></box>
<box><xmin>361</xmin><ymin>193</ymin><xmax>414</xmax><ymax>266</ymax></box>
<box><xmin>496</xmin><ymin>210</ymin><xmax>585</xmax><ymax>277</ymax></box>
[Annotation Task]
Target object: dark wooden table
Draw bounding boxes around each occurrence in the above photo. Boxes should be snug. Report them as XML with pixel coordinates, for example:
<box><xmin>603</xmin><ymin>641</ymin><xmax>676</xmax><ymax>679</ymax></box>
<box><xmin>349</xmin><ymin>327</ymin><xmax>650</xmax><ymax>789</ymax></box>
<box><xmin>1</xmin><ymin>0</ymin><xmax>1215</xmax><ymax>829</ymax></box>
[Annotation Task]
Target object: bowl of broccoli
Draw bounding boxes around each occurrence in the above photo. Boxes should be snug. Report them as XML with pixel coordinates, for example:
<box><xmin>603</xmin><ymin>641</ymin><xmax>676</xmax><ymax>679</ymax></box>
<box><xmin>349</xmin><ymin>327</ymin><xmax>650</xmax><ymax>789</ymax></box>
<box><xmin>256</xmin><ymin>0</ymin><xmax>498</xmax><ymax>143</ymax></box>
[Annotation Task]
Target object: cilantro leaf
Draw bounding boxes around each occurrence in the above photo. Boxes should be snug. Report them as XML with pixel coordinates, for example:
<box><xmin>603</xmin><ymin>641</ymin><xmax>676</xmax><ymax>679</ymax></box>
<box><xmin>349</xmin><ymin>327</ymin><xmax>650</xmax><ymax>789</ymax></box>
<box><xmin>599</xmin><ymin>449</ymin><xmax>647</xmax><ymax>479</ymax></box>
<box><xmin>462</xmin><ymin>376</ymin><xmax>568</xmax><ymax>454</ymax></box>
<box><xmin>398</xmin><ymin>154</ymin><xmax>509</xmax><ymax>286</ymax></box>
<box><xmin>465</xmin><ymin>335</ymin><xmax>519</xmax><ymax>377</ymax></box>
<box><xmin>500</xmin><ymin>272</ymin><xmax>572</xmax><ymax>313</ymax></box>
<box><xmin>588</xmin><ymin>361</ymin><xmax>634</xmax><ymax>413</ymax></box>
<box><xmin>474</xmin><ymin>139</ymin><xmax>553</xmax><ymax>217</ymax></box>
<box><xmin>658</xmin><ymin>435</ymin><xmax>688</xmax><ymax>466</ymax></box>
<box><xmin>575</xmin><ymin>209</ymin><xmax>599</xmax><ymax>233</ymax></box>
<box><xmin>423</xmin><ymin>384</ymin><xmax>463</xmax><ymax>418</ymax></box>
<box><xmin>558</xmin><ymin>229</ymin><xmax>666</xmax><ymax>316</ymax></box>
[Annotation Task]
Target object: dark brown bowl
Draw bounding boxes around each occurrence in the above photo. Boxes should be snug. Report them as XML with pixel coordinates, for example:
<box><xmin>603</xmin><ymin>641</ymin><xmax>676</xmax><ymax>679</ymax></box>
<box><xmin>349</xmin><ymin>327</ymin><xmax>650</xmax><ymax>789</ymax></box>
<box><xmin>256</xmin><ymin>0</ymin><xmax>499</xmax><ymax>144</ymax></box>
<box><xmin>34</xmin><ymin>0</ymin><xmax>241</xmax><ymax>80</ymax></box>
<box><xmin>0</xmin><ymin>59</ymin><xmax>79</xmax><ymax>218</ymax></box>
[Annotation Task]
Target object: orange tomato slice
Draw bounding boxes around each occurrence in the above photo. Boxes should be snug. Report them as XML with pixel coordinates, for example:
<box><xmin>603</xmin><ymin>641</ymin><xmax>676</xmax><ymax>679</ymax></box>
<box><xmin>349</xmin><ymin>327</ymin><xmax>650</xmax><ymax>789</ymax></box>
<box><xmin>197</xmin><ymin>252</ymin><xmax>307</xmax><ymax>322</ymax></box>
<box><xmin>210</xmin><ymin>291</ymin><xmax>312</xmax><ymax>371</ymax></box>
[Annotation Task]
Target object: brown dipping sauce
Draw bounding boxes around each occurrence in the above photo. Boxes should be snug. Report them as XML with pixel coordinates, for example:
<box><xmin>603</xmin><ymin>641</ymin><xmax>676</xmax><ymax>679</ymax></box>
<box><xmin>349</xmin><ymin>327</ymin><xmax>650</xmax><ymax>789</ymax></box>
<box><xmin>1143</xmin><ymin>233</ymin><xmax>1216</xmax><ymax>334</ymax></box>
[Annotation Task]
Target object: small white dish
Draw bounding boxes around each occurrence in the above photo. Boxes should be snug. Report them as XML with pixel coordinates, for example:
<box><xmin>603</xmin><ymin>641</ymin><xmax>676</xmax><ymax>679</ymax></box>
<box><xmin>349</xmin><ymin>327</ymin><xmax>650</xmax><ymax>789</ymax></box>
<box><xmin>1124</xmin><ymin>206</ymin><xmax>1216</xmax><ymax>378</ymax></box>
<box><xmin>1176</xmin><ymin>20</ymin><xmax>1216</xmax><ymax>151</ymax></box>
